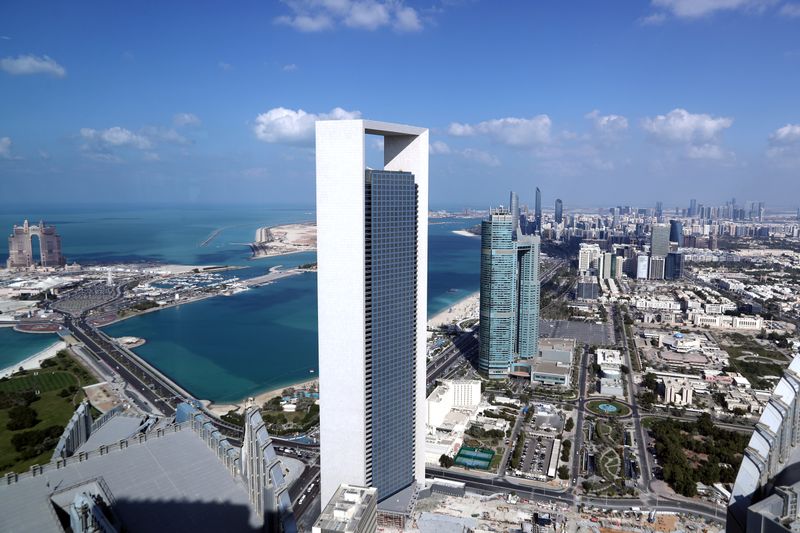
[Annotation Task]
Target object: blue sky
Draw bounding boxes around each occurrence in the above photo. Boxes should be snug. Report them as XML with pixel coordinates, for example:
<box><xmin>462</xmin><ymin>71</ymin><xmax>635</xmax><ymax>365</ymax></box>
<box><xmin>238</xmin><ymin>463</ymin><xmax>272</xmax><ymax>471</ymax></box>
<box><xmin>1</xmin><ymin>0</ymin><xmax>799</xmax><ymax>209</ymax></box>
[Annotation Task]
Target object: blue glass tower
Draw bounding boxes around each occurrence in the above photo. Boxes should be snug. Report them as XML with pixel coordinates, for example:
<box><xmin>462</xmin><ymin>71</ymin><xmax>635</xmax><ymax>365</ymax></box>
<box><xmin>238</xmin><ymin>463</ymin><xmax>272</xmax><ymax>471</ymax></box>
<box><xmin>479</xmin><ymin>205</ymin><xmax>541</xmax><ymax>378</ymax></box>
<box><xmin>479</xmin><ymin>210</ymin><xmax>516</xmax><ymax>379</ymax></box>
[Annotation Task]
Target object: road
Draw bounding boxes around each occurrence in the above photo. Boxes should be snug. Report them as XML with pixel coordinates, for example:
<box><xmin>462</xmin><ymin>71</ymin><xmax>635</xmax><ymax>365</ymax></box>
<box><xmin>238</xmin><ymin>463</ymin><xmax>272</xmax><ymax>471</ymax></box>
<box><xmin>428</xmin><ymin>467</ymin><xmax>725</xmax><ymax>523</ymax></box>
<box><xmin>615</xmin><ymin>304</ymin><xmax>653</xmax><ymax>490</ymax></box>
<box><xmin>570</xmin><ymin>344</ymin><xmax>589</xmax><ymax>485</ymax></box>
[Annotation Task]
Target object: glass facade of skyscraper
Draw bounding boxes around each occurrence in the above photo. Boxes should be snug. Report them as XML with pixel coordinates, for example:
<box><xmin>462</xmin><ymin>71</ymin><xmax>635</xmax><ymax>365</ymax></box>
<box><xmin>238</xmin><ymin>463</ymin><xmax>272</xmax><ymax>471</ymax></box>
<box><xmin>515</xmin><ymin>234</ymin><xmax>540</xmax><ymax>359</ymax></box>
<box><xmin>479</xmin><ymin>211</ymin><xmax>516</xmax><ymax>379</ymax></box>
<box><xmin>364</xmin><ymin>169</ymin><xmax>417</xmax><ymax>500</ymax></box>
<box><xmin>479</xmin><ymin>204</ymin><xmax>541</xmax><ymax>378</ymax></box>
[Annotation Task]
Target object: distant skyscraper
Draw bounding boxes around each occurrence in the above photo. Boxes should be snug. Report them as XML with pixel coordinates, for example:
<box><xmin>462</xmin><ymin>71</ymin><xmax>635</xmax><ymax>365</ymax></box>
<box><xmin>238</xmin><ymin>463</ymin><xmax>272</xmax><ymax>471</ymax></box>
<box><xmin>554</xmin><ymin>198</ymin><xmax>563</xmax><ymax>225</ymax></box>
<box><xmin>665</xmin><ymin>252</ymin><xmax>683</xmax><ymax>280</ymax></box>
<box><xmin>669</xmin><ymin>220</ymin><xmax>683</xmax><ymax>245</ymax></box>
<box><xmin>316</xmin><ymin>120</ymin><xmax>428</xmax><ymax>505</ymax></box>
<box><xmin>509</xmin><ymin>191</ymin><xmax>519</xmax><ymax>237</ymax></box>
<box><xmin>689</xmin><ymin>198</ymin><xmax>697</xmax><ymax>217</ymax></box>
<box><xmin>7</xmin><ymin>220</ymin><xmax>66</xmax><ymax>269</ymax></box>
<box><xmin>479</xmin><ymin>206</ymin><xmax>540</xmax><ymax>379</ymax></box>
<box><xmin>534</xmin><ymin>187</ymin><xmax>542</xmax><ymax>234</ymax></box>
<box><xmin>649</xmin><ymin>256</ymin><xmax>665</xmax><ymax>280</ymax></box>
<box><xmin>650</xmin><ymin>223</ymin><xmax>670</xmax><ymax>258</ymax></box>
<box><xmin>655</xmin><ymin>201</ymin><xmax>663</xmax><ymax>219</ymax></box>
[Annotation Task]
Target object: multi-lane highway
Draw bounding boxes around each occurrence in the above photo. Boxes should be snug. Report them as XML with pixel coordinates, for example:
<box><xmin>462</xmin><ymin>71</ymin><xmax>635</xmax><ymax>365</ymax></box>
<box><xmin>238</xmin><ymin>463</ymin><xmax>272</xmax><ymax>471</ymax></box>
<box><xmin>570</xmin><ymin>344</ymin><xmax>589</xmax><ymax>485</ymax></box>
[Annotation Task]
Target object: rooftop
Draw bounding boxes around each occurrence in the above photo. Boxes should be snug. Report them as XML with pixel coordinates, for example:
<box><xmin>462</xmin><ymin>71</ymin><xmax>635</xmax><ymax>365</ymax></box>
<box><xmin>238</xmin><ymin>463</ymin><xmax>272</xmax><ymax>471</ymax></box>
<box><xmin>0</xmin><ymin>424</ymin><xmax>259</xmax><ymax>533</ymax></box>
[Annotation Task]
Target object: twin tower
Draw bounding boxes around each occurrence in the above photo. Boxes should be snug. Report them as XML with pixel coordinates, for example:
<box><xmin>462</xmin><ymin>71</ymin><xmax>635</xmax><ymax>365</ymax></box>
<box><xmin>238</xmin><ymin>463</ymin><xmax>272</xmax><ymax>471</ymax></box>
<box><xmin>315</xmin><ymin>120</ymin><xmax>428</xmax><ymax>506</ymax></box>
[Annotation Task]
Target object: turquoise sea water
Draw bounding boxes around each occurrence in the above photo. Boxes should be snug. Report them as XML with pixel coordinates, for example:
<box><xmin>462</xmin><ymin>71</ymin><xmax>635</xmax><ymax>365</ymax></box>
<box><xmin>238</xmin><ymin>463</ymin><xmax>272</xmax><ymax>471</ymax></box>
<box><xmin>0</xmin><ymin>327</ymin><xmax>59</xmax><ymax>370</ymax></box>
<box><xmin>1</xmin><ymin>206</ymin><xmax>481</xmax><ymax>402</ymax></box>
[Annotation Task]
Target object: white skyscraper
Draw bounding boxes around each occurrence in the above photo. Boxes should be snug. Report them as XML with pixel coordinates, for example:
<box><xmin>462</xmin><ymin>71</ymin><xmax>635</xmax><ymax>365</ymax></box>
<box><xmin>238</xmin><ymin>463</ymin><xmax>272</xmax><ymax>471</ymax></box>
<box><xmin>316</xmin><ymin>120</ymin><xmax>428</xmax><ymax>506</ymax></box>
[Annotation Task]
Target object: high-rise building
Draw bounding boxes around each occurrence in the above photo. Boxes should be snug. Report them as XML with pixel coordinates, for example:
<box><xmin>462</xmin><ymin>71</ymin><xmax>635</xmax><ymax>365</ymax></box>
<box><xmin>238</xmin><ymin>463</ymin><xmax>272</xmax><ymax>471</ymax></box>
<box><xmin>669</xmin><ymin>220</ymin><xmax>683</xmax><ymax>245</ymax></box>
<box><xmin>7</xmin><ymin>220</ymin><xmax>66</xmax><ymax>269</ymax></box>
<box><xmin>649</xmin><ymin>256</ymin><xmax>665</xmax><ymax>280</ymax></box>
<box><xmin>315</xmin><ymin>120</ymin><xmax>428</xmax><ymax>505</ymax></box>
<box><xmin>636</xmin><ymin>255</ymin><xmax>649</xmax><ymax>280</ymax></box>
<box><xmin>650</xmin><ymin>223</ymin><xmax>670</xmax><ymax>258</ymax></box>
<box><xmin>664</xmin><ymin>252</ymin><xmax>683</xmax><ymax>280</ymax></box>
<box><xmin>242</xmin><ymin>407</ymin><xmax>296</xmax><ymax>531</ymax></box>
<box><xmin>534</xmin><ymin>187</ymin><xmax>542</xmax><ymax>234</ymax></box>
<box><xmin>728</xmin><ymin>355</ymin><xmax>800</xmax><ymax>533</ymax></box>
<box><xmin>478</xmin><ymin>205</ymin><xmax>541</xmax><ymax>379</ymax></box>
<box><xmin>689</xmin><ymin>198</ymin><xmax>697</xmax><ymax>217</ymax></box>
<box><xmin>509</xmin><ymin>190</ymin><xmax>519</xmax><ymax>236</ymax></box>
<box><xmin>655</xmin><ymin>201</ymin><xmax>663</xmax><ymax>219</ymax></box>
<box><xmin>578</xmin><ymin>243</ymin><xmax>602</xmax><ymax>273</ymax></box>
<box><xmin>554</xmin><ymin>198</ymin><xmax>563</xmax><ymax>225</ymax></box>
<box><xmin>601</xmin><ymin>252</ymin><xmax>613</xmax><ymax>280</ymax></box>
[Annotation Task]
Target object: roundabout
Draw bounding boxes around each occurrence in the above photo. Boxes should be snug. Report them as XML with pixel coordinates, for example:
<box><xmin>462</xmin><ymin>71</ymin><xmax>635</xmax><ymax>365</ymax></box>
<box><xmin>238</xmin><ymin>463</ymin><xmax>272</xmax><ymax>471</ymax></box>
<box><xmin>587</xmin><ymin>399</ymin><xmax>631</xmax><ymax>417</ymax></box>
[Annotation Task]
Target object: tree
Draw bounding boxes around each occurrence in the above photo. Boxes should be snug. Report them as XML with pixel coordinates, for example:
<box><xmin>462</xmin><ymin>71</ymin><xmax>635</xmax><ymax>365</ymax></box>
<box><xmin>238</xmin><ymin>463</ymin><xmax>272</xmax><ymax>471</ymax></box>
<box><xmin>439</xmin><ymin>454</ymin><xmax>454</xmax><ymax>468</ymax></box>
<box><xmin>564</xmin><ymin>418</ymin><xmax>575</xmax><ymax>432</ymax></box>
<box><xmin>557</xmin><ymin>465</ymin><xmax>570</xmax><ymax>480</ymax></box>
<box><xmin>642</xmin><ymin>372</ymin><xmax>658</xmax><ymax>391</ymax></box>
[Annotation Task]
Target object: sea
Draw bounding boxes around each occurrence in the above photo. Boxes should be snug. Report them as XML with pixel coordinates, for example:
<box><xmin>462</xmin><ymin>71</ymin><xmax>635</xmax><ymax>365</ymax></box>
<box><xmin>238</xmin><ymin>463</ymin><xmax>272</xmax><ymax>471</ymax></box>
<box><xmin>0</xmin><ymin>206</ymin><xmax>481</xmax><ymax>402</ymax></box>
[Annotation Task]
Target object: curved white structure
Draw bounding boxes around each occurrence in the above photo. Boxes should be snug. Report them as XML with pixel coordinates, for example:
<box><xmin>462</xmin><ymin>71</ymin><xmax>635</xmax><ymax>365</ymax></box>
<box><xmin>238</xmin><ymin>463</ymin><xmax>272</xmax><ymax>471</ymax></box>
<box><xmin>728</xmin><ymin>355</ymin><xmax>800</xmax><ymax>532</ymax></box>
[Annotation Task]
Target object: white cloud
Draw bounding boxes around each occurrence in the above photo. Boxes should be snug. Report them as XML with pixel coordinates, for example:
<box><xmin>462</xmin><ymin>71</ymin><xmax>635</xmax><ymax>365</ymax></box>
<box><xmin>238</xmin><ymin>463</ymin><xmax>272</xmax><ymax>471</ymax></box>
<box><xmin>143</xmin><ymin>152</ymin><xmax>161</xmax><ymax>161</ymax></box>
<box><xmin>0</xmin><ymin>137</ymin><xmax>13</xmax><ymax>159</ymax></box>
<box><xmin>80</xmin><ymin>127</ymin><xmax>152</xmax><ymax>149</ymax></box>
<box><xmin>447</xmin><ymin>115</ymin><xmax>552</xmax><ymax>147</ymax></box>
<box><xmin>0</xmin><ymin>54</ymin><xmax>66</xmax><ymax>77</ymax></box>
<box><xmin>642</xmin><ymin>108</ymin><xmax>732</xmax><ymax>144</ymax></box>
<box><xmin>461</xmin><ymin>148</ymin><xmax>500</xmax><ymax>167</ymax></box>
<box><xmin>767</xmin><ymin>123</ymin><xmax>800</xmax><ymax>159</ymax></box>
<box><xmin>642</xmin><ymin>108</ymin><xmax>734</xmax><ymax>160</ymax></box>
<box><xmin>395</xmin><ymin>5</ymin><xmax>423</xmax><ymax>31</ymax></box>
<box><xmin>429</xmin><ymin>140</ymin><xmax>452</xmax><ymax>155</ymax></box>
<box><xmin>173</xmin><ymin>113</ymin><xmax>201</xmax><ymax>127</ymax></box>
<box><xmin>651</xmin><ymin>0</ymin><xmax>777</xmax><ymax>18</ymax></box>
<box><xmin>429</xmin><ymin>140</ymin><xmax>499</xmax><ymax>166</ymax></box>
<box><xmin>253</xmin><ymin>106</ymin><xmax>361</xmax><ymax>144</ymax></box>
<box><xmin>218</xmin><ymin>61</ymin><xmax>233</xmax><ymax>71</ymax></box>
<box><xmin>142</xmin><ymin>126</ymin><xmax>190</xmax><ymax>145</ymax></box>
<box><xmin>638</xmin><ymin>12</ymin><xmax>667</xmax><ymax>25</ymax></box>
<box><xmin>276</xmin><ymin>0</ymin><xmax>424</xmax><ymax>32</ymax></box>
<box><xmin>585</xmin><ymin>110</ymin><xmax>629</xmax><ymax>136</ymax></box>
<box><xmin>282</xmin><ymin>63</ymin><xmax>299</xmax><ymax>72</ymax></box>
<box><xmin>780</xmin><ymin>3</ymin><xmax>800</xmax><ymax>16</ymax></box>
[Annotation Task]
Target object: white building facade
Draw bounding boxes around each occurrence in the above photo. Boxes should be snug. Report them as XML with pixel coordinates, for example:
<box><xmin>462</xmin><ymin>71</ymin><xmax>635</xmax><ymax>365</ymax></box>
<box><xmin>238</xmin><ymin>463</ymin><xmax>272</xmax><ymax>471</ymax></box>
<box><xmin>316</xmin><ymin>120</ymin><xmax>428</xmax><ymax>505</ymax></box>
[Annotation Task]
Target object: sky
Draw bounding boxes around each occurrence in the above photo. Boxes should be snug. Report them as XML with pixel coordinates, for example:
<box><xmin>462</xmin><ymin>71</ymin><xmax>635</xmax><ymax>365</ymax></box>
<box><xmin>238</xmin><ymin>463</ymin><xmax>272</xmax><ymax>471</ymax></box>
<box><xmin>1</xmin><ymin>0</ymin><xmax>799</xmax><ymax>210</ymax></box>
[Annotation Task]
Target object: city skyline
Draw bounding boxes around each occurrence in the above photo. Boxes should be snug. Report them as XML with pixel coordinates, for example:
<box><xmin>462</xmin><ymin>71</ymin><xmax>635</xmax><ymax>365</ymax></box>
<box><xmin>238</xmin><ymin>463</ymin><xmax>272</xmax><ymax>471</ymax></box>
<box><xmin>2</xmin><ymin>2</ymin><xmax>800</xmax><ymax>206</ymax></box>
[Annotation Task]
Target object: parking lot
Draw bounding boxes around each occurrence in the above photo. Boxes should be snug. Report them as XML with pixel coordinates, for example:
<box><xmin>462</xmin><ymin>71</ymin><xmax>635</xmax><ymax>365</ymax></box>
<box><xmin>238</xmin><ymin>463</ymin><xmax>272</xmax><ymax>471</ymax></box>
<box><xmin>510</xmin><ymin>405</ymin><xmax>565</xmax><ymax>480</ymax></box>
<box><xmin>540</xmin><ymin>319</ymin><xmax>615</xmax><ymax>346</ymax></box>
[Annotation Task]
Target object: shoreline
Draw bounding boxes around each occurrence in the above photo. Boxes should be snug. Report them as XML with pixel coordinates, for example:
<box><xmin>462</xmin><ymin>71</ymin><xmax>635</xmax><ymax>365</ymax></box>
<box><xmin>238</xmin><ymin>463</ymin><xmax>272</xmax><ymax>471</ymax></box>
<box><xmin>0</xmin><ymin>340</ymin><xmax>66</xmax><ymax>378</ymax></box>
<box><xmin>205</xmin><ymin>377</ymin><xmax>319</xmax><ymax>416</ymax></box>
<box><xmin>452</xmin><ymin>229</ymin><xmax>479</xmax><ymax>238</ymax></box>
<box><xmin>427</xmin><ymin>290</ymin><xmax>480</xmax><ymax>329</ymax></box>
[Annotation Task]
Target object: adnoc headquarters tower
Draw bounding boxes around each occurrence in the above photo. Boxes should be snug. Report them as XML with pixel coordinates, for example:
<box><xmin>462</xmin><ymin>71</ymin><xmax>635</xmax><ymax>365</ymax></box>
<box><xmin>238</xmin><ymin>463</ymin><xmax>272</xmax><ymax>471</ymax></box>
<box><xmin>315</xmin><ymin>120</ymin><xmax>428</xmax><ymax>506</ymax></box>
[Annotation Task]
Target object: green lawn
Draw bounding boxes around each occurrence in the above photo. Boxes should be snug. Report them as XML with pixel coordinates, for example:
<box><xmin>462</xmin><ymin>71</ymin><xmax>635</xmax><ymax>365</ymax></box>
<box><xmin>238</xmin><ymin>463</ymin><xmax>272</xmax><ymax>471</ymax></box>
<box><xmin>0</xmin><ymin>389</ymin><xmax>80</xmax><ymax>475</ymax></box>
<box><xmin>0</xmin><ymin>371</ymin><xmax>76</xmax><ymax>393</ymax></box>
<box><xmin>0</xmin><ymin>349</ymin><xmax>97</xmax><ymax>476</ymax></box>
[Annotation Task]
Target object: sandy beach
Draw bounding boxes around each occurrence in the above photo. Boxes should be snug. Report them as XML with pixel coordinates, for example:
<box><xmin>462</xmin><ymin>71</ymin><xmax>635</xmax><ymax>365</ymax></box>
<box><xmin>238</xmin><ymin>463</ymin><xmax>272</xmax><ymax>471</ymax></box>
<box><xmin>251</xmin><ymin>222</ymin><xmax>316</xmax><ymax>259</ymax></box>
<box><xmin>428</xmin><ymin>291</ymin><xmax>480</xmax><ymax>329</ymax></box>
<box><xmin>0</xmin><ymin>340</ymin><xmax>67</xmax><ymax>378</ymax></box>
<box><xmin>205</xmin><ymin>377</ymin><xmax>319</xmax><ymax>416</ymax></box>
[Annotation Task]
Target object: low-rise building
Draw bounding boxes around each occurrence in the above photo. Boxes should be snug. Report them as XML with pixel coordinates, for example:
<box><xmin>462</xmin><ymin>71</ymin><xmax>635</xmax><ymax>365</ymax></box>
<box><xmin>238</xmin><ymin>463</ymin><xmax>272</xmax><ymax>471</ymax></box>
<box><xmin>314</xmin><ymin>484</ymin><xmax>377</xmax><ymax>533</ymax></box>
